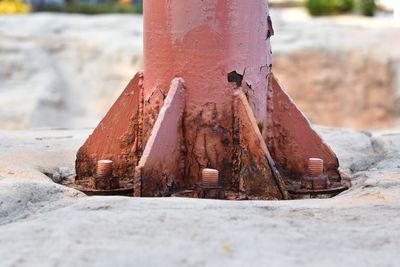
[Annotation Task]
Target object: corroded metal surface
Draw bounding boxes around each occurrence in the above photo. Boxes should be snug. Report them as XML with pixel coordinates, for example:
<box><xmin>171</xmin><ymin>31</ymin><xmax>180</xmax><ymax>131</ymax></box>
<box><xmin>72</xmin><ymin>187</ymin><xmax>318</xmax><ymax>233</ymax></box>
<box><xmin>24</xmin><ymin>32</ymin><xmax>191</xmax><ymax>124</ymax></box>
<box><xmin>75</xmin><ymin>72</ymin><xmax>144</xmax><ymax>181</ymax></box>
<box><xmin>134</xmin><ymin>78</ymin><xmax>186</xmax><ymax>197</ymax></box>
<box><xmin>301</xmin><ymin>158</ymin><xmax>329</xmax><ymax>190</ymax></box>
<box><xmin>233</xmin><ymin>90</ymin><xmax>288</xmax><ymax>200</ymax></box>
<box><xmin>266</xmin><ymin>75</ymin><xmax>340</xmax><ymax>180</ymax></box>
<box><xmin>75</xmin><ymin>0</ymin><xmax>342</xmax><ymax>199</ymax></box>
<box><xmin>142</xmin><ymin>0</ymin><xmax>273</xmax><ymax>189</ymax></box>
<box><xmin>287</xmin><ymin>186</ymin><xmax>349</xmax><ymax>199</ymax></box>
<box><xmin>72</xmin><ymin>180</ymin><xmax>134</xmax><ymax>197</ymax></box>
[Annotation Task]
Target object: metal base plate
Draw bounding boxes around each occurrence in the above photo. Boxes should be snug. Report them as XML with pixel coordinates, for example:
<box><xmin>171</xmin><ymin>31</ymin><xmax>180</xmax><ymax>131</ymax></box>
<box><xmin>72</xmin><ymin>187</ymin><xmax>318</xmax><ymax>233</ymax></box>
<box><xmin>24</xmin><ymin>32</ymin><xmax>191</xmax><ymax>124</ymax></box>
<box><xmin>72</xmin><ymin>180</ymin><xmax>134</xmax><ymax>196</ymax></box>
<box><xmin>288</xmin><ymin>186</ymin><xmax>349</xmax><ymax>197</ymax></box>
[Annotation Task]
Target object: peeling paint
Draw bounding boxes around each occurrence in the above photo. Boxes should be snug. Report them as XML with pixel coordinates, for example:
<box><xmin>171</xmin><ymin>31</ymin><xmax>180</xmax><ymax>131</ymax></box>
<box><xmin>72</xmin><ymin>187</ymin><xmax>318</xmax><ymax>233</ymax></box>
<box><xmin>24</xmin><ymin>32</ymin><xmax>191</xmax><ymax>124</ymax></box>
<box><xmin>75</xmin><ymin>0</ymin><xmax>341</xmax><ymax>200</ymax></box>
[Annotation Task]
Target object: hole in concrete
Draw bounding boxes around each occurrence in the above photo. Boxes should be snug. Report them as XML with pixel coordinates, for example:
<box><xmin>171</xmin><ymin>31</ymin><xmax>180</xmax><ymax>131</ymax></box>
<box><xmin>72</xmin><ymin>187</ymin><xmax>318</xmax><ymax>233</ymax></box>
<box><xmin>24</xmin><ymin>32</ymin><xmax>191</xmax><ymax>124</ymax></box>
<box><xmin>42</xmin><ymin>167</ymin><xmax>350</xmax><ymax>200</ymax></box>
<box><xmin>43</xmin><ymin>168</ymin><xmax>134</xmax><ymax>197</ymax></box>
<box><xmin>286</xmin><ymin>182</ymin><xmax>349</xmax><ymax>199</ymax></box>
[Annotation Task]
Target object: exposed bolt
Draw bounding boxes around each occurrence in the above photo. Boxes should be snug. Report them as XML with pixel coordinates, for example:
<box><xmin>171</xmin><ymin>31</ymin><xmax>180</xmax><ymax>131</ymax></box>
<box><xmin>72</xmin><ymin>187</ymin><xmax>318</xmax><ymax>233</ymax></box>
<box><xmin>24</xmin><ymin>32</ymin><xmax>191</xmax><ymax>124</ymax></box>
<box><xmin>302</xmin><ymin>157</ymin><xmax>329</xmax><ymax>190</ymax></box>
<box><xmin>202</xmin><ymin>168</ymin><xmax>219</xmax><ymax>188</ymax></box>
<box><xmin>96</xmin><ymin>160</ymin><xmax>113</xmax><ymax>179</ymax></box>
<box><xmin>308</xmin><ymin>158</ymin><xmax>323</xmax><ymax>177</ymax></box>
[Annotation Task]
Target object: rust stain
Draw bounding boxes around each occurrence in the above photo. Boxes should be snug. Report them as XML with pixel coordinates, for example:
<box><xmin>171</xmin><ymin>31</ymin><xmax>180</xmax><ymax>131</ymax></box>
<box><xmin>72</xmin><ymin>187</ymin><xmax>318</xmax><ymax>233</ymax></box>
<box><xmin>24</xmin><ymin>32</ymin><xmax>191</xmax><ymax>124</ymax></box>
<box><xmin>135</xmin><ymin>78</ymin><xmax>186</xmax><ymax>197</ymax></box>
<box><xmin>234</xmin><ymin>89</ymin><xmax>288</xmax><ymax>200</ymax></box>
<box><xmin>75</xmin><ymin>0</ymin><xmax>341</xmax><ymax>200</ymax></box>
<box><xmin>75</xmin><ymin>72</ymin><xmax>144</xmax><ymax>182</ymax></box>
<box><xmin>266</xmin><ymin>74</ymin><xmax>340</xmax><ymax>181</ymax></box>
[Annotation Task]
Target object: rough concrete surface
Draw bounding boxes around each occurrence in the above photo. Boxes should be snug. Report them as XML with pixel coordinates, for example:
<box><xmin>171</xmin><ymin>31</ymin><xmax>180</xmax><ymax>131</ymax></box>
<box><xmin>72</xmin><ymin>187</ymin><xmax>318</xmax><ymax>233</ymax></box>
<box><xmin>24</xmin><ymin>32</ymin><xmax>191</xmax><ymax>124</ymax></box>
<box><xmin>0</xmin><ymin>14</ymin><xmax>143</xmax><ymax>130</ymax></box>
<box><xmin>0</xmin><ymin>127</ymin><xmax>399</xmax><ymax>267</ymax></box>
<box><xmin>1</xmin><ymin>10</ymin><xmax>399</xmax><ymax>130</ymax></box>
<box><xmin>271</xmin><ymin>8</ymin><xmax>400</xmax><ymax>129</ymax></box>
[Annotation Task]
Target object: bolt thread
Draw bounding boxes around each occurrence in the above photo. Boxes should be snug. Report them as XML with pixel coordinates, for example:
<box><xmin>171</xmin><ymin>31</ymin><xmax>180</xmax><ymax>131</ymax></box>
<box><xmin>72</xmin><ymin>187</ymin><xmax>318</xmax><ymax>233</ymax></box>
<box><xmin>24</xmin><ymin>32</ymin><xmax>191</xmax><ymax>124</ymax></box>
<box><xmin>96</xmin><ymin>160</ymin><xmax>113</xmax><ymax>179</ymax></box>
<box><xmin>202</xmin><ymin>168</ymin><xmax>219</xmax><ymax>188</ymax></box>
<box><xmin>308</xmin><ymin>158</ymin><xmax>323</xmax><ymax>177</ymax></box>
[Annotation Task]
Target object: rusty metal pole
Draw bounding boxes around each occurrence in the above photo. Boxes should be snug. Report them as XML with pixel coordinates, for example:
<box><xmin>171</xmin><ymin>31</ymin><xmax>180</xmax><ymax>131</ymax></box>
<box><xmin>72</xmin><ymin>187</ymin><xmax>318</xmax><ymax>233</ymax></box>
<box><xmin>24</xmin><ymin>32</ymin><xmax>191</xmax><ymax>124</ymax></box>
<box><xmin>75</xmin><ymin>0</ymin><xmax>341</xmax><ymax>200</ymax></box>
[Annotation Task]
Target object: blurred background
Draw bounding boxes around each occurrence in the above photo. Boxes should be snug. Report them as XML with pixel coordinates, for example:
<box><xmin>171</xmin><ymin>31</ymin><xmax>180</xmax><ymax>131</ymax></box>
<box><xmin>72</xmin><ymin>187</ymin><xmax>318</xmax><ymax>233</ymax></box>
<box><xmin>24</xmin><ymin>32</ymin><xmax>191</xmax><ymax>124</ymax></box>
<box><xmin>0</xmin><ymin>0</ymin><xmax>399</xmax><ymax>131</ymax></box>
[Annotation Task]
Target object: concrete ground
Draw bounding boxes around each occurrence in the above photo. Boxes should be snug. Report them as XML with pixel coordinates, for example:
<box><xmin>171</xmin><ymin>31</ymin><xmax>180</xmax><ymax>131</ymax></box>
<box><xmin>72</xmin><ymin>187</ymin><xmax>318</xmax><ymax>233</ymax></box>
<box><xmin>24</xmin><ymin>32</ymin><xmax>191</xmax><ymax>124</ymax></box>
<box><xmin>0</xmin><ymin>127</ymin><xmax>399</xmax><ymax>267</ymax></box>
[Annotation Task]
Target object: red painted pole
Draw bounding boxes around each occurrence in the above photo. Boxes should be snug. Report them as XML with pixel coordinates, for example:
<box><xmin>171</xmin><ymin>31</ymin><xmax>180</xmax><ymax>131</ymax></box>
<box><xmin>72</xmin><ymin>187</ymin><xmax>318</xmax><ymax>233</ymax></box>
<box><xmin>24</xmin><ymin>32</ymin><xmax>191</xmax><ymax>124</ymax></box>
<box><xmin>143</xmin><ymin>0</ymin><xmax>271</xmax><ymax>127</ymax></box>
<box><xmin>75</xmin><ymin>0</ymin><xmax>341</xmax><ymax>199</ymax></box>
